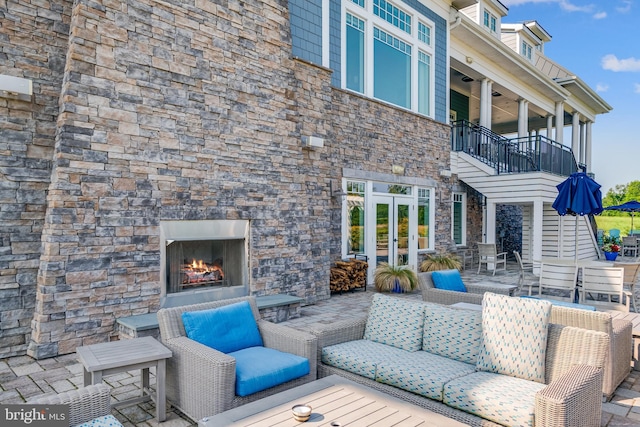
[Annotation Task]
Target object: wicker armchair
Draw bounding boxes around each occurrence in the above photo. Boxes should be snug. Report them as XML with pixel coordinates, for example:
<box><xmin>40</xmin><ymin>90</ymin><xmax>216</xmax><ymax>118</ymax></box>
<box><xmin>30</xmin><ymin>384</ymin><xmax>115</xmax><ymax>427</ymax></box>
<box><xmin>157</xmin><ymin>296</ymin><xmax>317</xmax><ymax>422</ymax></box>
<box><xmin>419</xmin><ymin>271</ymin><xmax>513</xmax><ymax>305</ymax></box>
<box><xmin>550</xmin><ymin>305</ymin><xmax>632</xmax><ymax>400</ymax></box>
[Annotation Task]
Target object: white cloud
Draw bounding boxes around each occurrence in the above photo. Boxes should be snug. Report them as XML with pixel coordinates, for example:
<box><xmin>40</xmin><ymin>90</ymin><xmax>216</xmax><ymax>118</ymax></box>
<box><xmin>635</xmin><ymin>83</ymin><xmax>640</xmax><ymax>94</ymax></box>
<box><xmin>593</xmin><ymin>11</ymin><xmax>607</xmax><ymax>19</ymax></box>
<box><xmin>596</xmin><ymin>83</ymin><xmax>609</xmax><ymax>92</ymax></box>
<box><xmin>559</xmin><ymin>0</ymin><xmax>595</xmax><ymax>12</ymax></box>
<box><xmin>617</xmin><ymin>0</ymin><xmax>633</xmax><ymax>13</ymax></box>
<box><xmin>602</xmin><ymin>54</ymin><xmax>640</xmax><ymax>72</ymax></box>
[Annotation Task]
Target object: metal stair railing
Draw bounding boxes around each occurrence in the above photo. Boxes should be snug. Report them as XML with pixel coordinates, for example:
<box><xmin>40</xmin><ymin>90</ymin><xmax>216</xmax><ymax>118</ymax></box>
<box><xmin>451</xmin><ymin>120</ymin><xmax>579</xmax><ymax>176</ymax></box>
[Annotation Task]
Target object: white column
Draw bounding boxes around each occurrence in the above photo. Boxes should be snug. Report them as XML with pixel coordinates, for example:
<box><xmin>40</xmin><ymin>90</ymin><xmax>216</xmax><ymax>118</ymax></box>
<box><xmin>585</xmin><ymin>121</ymin><xmax>593</xmax><ymax>172</ymax></box>
<box><xmin>579</xmin><ymin>121</ymin><xmax>585</xmax><ymax>165</ymax></box>
<box><xmin>555</xmin><ymin>101</ymin><xmax>564</xmax><ymax>143</ymax></box>
<box><xmin>518</xmin><ymin>99</ymin><xmax>528</xmax><ymax>138</ymax></box>
<box><xmin>322</xmin><ymin>0</ymin><xmax>330</xmax><ymax>68</ymax></box>
<box><xmin>486</xmin><ymin>200</ymin><xmax>497</xmax><ymax>244</ymax></box>
<box><xmin>532</xmin><ymin>199</ymin><xmax>544</xmax><ymax>276</ymax></box>
<box><xmin>486</xmin><ymin>80</ymin><xmax>493</xmax><ymax>129</ymax></box>
<box><xmin>480</xmin><ymin>79</ymin><xmax>492</xmax><ymax>128</ymax></box>
<box><xmin>546</xmin><ymin>115</ymin><xmax>553</xmax><ymax>138</ymax></box>
<box><xmin>571</xmin><ymin>111</ymin><xmax>580</xmax><ymax>160</ymax></box>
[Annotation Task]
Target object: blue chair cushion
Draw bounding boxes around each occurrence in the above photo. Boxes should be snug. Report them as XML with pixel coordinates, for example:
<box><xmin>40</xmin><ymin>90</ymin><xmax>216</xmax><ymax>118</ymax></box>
<box><xmin>182</xmin><ymin>301</ymin><xmax>263</xmax><ymax>353</ymax></box>
<box><xmin>431</xmin><ymin>270</ymin><xmax>467</xmax><ymax>292</ymax></box>
<box><xmin>230</xmin><ymin>346</ymin><xmax>310</xmax><ymax>396</ymax></box>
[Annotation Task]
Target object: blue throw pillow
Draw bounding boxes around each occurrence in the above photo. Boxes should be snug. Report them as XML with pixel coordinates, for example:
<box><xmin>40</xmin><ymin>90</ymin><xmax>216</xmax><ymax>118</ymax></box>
<box><xmin>182</xmin><ymin>301</ymin><xmax>263</xmax><ymax>353</ymax></box>
<box><xmin>431</xmin><ymin>270</ymin><xmax>467</xmax><ymax>292</ymax></box>
<box><xmin>230</xmin><ymin>346</ymin><xmax>310</xmax><ymax>396</ymax></box>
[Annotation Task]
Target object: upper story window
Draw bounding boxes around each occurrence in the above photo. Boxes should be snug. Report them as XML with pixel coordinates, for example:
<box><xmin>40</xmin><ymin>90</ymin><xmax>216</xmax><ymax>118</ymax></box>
<box><xmin>343</xmin><ymin>0</ymin><xmax>435</xmax><ymax>117</ymax></box>
<box><xmin>483</xmin><ymin>10</ymin><xmax>497</xmax><ymax>33</ymax></box>
<box><xmin>521</xmin><ymin>41</ymin><xmax>533</xmax><ymax>60</ymax></box>
<box><xmin>351</xmin><ymin>0</ymin><xmax>365</xmax><ymax>7</ymax></box>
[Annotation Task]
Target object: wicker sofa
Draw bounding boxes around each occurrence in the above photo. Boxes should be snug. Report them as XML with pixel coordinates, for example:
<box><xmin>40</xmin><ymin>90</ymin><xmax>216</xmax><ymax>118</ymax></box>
<box><xmin>312</xmin><ymin>292</ymin><xmax>608</xmax><ymax>427</ymax></box>
<box><xmin>419</xmin><ymin>270</ymin><xmax>514</xmax><ymax>305</ymax></box>
<box><xmin>420</xmin><ymin>270</ymin><xmax>632</xmax><ymax>400</ymax></box>
<box><xmin>156</xmin><ymin>296</ymin><xmax>317</xmax><ymax>422</ymax></box>
<box><xmin>31</xmin><ymin>384</ymin><xmax>120</xmax><ymax>427</ymax></box>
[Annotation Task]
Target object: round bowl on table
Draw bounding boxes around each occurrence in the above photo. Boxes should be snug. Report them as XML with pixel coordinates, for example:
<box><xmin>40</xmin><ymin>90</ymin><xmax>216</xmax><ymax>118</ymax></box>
<box><xmin>292</xmin><ymin>404</ymin><xmax>312</xmax><ymax>422</ymax></box>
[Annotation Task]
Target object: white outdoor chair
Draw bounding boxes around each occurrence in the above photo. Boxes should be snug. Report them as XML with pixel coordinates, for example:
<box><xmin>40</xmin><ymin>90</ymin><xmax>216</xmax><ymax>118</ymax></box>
<box><xmin>476</xmin><ymin>243</ymin><xmax>507</xmax><ymax>275</ymax></box>
<box><xmin>613</xmin><ymin>261</ymin><xmax>640</xmax><ymax>312</ymax></box>
<box><xmin>513</xmin><ymin>250</ymin><xmax>533</xmax><ymax>291</ymax></box>
<box><xmin>580</xmin><ymin>266</ymin><xmax>630</xmax><ymax>312</ymax></box>
<box><xmin>536</xmin><ymin>262</ymin><xmax>579</xmax><ymax>302</ymax></box>
<box><xmin>622</xmin><ymin>236</ymin><xmax>639</xmax><ymax>258</ymax></box>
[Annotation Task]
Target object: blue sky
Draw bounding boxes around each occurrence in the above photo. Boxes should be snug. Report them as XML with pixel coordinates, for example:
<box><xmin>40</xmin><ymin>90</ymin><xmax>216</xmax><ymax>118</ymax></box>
<box><xmin>500</xmin><ymin>0</ymin><xmax>638</xmax><ymax>195</ymax></box>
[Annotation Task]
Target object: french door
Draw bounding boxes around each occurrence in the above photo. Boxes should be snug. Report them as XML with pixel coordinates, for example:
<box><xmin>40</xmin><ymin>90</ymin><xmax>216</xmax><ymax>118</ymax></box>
<box><xmin>371</xmin><ymin>195</ymin><xmax>416</xmax><ymax>270</ymax></box>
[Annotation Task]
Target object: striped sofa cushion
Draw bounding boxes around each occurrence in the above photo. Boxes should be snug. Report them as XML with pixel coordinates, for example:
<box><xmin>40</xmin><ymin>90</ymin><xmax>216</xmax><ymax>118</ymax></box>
<box><xmin>422</xmin><ymin>304</ymin><xmax>482</xmax><ymax>365</ymax></box>
<box><xmin>476</xmin><ymin>292</ymin><xmax>552</xmax><ymax>383</ymax></box>
<box><xmin>376</xmin><ymin>350</ymin><xmax>476</xmax><ymax>401</ymax></box>
<box><xmin>363</xmin><ymin>294</ymin><xmax>425</xmax><ymax>352</ymax></box>
<box><xmin>443</xmin><ymin>371</ymin><xmax>545</xmax><ymax>427</ymax></box>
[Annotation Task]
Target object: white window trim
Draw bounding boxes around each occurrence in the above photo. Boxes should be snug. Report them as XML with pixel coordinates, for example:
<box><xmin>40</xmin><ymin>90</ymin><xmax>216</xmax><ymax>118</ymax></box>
<box><xmin>341</xmin><ymin>0</ymin><xmax>436</xmax><ymax>117</ymax></box>
<box><xmin>417</xmin><ymin>187</ymin><xmax>436</xmax><ymax>252</ymax></box>
<box><xmin>452</xmin><ymin>192</ymin><xmax>467</xmax><ymax>246</ymax></box>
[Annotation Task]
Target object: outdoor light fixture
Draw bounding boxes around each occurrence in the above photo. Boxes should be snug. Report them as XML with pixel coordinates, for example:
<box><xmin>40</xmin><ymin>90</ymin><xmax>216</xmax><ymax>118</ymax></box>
<box><xmin>461</xmin><ymin>75</ymin><xmax>474</xmax><ymax>82</ymax></box>
<box><xmin>301</xmin><ymin>135</ymin><xmax>325</xmax><ymax>149</ymax></box>
<box><xmin>330</xmin><ymin>180</ymin><xmax>347</xmax><ymax>200</ymax></box>
<box><xmin>492</xmin><ymin>91</ymin><xmax>502</xmax><ymax>97</ymax></box>
<box><xmin>0</xmin><ymin>75</ymin><xmax>32</xmax><ymax>97</ymax></box>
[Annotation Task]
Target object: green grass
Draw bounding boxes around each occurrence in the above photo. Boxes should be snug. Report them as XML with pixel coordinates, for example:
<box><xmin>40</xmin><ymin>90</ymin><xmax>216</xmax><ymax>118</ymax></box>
<box><xmin>595</xmin><ymin>216</ymin><xmax>639</xmax><ymax>235</ymax></box>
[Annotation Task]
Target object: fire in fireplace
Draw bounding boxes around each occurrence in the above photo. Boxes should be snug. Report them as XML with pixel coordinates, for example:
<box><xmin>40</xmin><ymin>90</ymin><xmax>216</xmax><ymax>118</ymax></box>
<box><xmin>160</xmin><ymin>220</ymin><xmax>249</xmax><ymax>302</ymax></box>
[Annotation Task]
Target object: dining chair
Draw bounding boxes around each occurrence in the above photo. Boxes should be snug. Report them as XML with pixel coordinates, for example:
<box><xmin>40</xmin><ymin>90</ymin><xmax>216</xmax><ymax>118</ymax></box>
<box><xmin>622</xmin><ymin>236</ymin><xmax>639</xmax><ymax>257</ymax></box>
<box><xmin>580</xmin><ymin>266</ymin><xmax>630</xmax><ymax>312</ymax></box>
<box><xmin>513</xmin><ymin>250</ymin><xmax>533</xmax><ymax>292</ymax></box>
<box><xmin>476</xmin><ymin>243</ymin><xmax>507</xmax><ymax>275</ymax></box>
<box><xmin>536</xmin><ymin>262</ymin><xmax>579</xmax><ymax>302</ymax></box>
<box><xmin>613</xmin><ymin>261</ymin><xmax>640</xmax><ymax>312</ymax></box>
<box><xmin>609</xmin><ymin>229</ymin><xmax>621</xmax><ymax>239</ymax></box>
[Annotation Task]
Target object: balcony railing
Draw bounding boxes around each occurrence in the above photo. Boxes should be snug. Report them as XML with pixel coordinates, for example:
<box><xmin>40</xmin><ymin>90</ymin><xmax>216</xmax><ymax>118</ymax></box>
<box><xmin>451</xmin><ymin>120</ymin><xmax>578</xmax><ymax>176</ymax></box>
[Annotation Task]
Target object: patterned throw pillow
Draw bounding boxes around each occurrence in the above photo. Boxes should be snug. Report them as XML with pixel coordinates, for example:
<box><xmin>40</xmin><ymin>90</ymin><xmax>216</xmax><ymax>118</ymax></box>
<box><xmin>476</xmin><ymin>292</ymin><xmax>552</xmax><ymax>383</ymax></box>
<box><xmin>423</xmin><ymin>304</ymin><xmax>482</xmax><ymax>365</ymax></box>
<box><xmin>363</xmin><ymin>294</ymin><xmax>425</xmax><ymax>352</ymax></box>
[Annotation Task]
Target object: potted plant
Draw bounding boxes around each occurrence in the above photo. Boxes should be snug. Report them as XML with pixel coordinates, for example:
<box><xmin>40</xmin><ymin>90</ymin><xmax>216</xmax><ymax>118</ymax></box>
<box><xmin>419</xmin><ymin>253</ymin><xmax>462</xmax><ymax>272</ymax></box>
<box><xmin>373</xmin><ymin>263</ymin><xmax>418</xmax><ymax>293</ymax></box>
<box><xmin>602</xmin><ymin>235</ymin><xmax>621</xmax><ymax>261</ymax></box>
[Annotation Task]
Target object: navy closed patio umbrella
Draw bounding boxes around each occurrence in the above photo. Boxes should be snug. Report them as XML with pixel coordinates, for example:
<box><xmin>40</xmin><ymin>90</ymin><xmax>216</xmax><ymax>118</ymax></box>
<box><xmin>552</xmin><ymin>172</ymin><xmax>604</xmax><ymax>259</ymax></box>
<box><xmin>604</xmin><ymin>200</ymin><xmax>640</xmax><ymax>231</ymax></box>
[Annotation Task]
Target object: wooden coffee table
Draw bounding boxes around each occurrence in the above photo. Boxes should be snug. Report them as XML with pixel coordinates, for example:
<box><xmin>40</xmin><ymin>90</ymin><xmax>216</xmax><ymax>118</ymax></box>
<box><xmin>198</xmin><ymin>375</ymin><xmax>468</xmax><ymax>427</ymax></box>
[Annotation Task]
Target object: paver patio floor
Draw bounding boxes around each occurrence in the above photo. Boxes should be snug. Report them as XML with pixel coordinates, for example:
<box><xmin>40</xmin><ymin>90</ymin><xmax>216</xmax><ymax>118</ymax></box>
<box><xmin>2</xmin><ymin>262</ymin><xmax>640</xmax><ymax>426</ymax></box>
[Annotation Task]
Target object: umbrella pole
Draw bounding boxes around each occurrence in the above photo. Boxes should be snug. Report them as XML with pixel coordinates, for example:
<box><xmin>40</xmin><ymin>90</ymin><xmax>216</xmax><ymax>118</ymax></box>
<box><xmin>575</xmin><ymin>215</ymin><xmax>579</xmax><ymax>260</ymax></box>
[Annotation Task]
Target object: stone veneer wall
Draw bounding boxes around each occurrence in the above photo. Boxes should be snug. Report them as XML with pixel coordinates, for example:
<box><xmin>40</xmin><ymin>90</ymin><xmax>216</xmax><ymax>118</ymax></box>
<box><xmin>3</xmin><ymin>0</ymin><xmax>453</xmax><ymax>359</ymax></box>
<box><xmin>0</xmin><ymin>1</ymin><xmax>72</xmax><ymax>358</ymax></box>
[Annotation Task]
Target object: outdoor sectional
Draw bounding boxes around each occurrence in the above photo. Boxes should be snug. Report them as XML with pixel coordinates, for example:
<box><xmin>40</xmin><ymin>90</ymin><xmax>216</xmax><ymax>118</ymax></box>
<box><xmin>311</xmin><ymin>292</ymin><xmax>609</xmax><ymax>427</ymax></box>
<box><xmin>420</xmin><ymin>270</ymin><xmax>632</xmax><ymax>400</ymax></box>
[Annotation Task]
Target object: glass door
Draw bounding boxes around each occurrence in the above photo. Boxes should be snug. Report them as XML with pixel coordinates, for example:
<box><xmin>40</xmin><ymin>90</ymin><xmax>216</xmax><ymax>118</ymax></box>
<box><xmin>373</xmin><ymin>195</ymin><xmax>413</xmax><ymax>267</ymax></box>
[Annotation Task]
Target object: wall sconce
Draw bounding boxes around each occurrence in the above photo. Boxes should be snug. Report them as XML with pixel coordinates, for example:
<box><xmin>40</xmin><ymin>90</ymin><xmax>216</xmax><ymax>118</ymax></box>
<box><xmin>439</xmin><ymin>169</ymin><xmax>452</xmax><ymax>178</ymax></box>
<box><xmin>392</xmin><ymin>164</ymin><xmax>404</xmax><ymax>174</ymax></box>
<box><xmin>0</xmin><ymin>75</ymin><xmax>32</xmax><ymax>97</ymax></box>
<box><xmin>301</xmin><ymin>135</ymin><xmax>325</xmax><ymax>149</ymax></box>
<box><xmin>330</xmin><ymin>180</ymin><xmax>347</xmax><ymax>201</ymax></box>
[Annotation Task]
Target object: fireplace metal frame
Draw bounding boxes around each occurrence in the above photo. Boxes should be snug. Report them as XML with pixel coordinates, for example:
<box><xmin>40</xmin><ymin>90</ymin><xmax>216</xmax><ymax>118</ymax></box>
<box><xmin>159</xmin><ymin>220</ymin><xmax>250</xmax><ymax>307</ymax></box>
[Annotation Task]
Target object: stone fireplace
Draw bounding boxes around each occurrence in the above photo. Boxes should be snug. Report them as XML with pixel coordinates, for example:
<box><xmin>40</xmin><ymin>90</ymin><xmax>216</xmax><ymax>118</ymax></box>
<box><xmin>160</xmin><ymin>220</ymin><xmax>249</xmax><ymax>307</ymax></box>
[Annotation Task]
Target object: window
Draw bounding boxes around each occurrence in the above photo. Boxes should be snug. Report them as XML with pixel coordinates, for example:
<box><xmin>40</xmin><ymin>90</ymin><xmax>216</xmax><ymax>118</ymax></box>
<box><xmin>452</xmin><ymin>193</ymin><xmax>466</xmax><ymax>245</ymax></box>
<box><xmin>521</xmin><ymin>41</ymin><xmax>532</xmax><ymax>60</ymax></box>
<box><xmin>374</xmin><ymin>28</ymin><xmax>411</xmax><ymax>108</ymax></box>
<box><xmin>346</xmin><ymin>14</ymin><xmax>365</xmax><ymax>93</ymax></box>
<box><xmin>483</xmin><ymin>10</ymin><xmax>497</xmax><ymax>33</ymax></box>
<box><xmin>343</xmin><ymin>0</ymin><xmax>434</xmax><ymax>116</ymax></box>
<box><xmin>418</xmin><ymin>188</ymin><xmax>431</xmax><ymax>250</ymax></box>
<box><xmin>347</xmin><ymin>181</ymin><xmax>366</xmax><ymax>255</ymax></box>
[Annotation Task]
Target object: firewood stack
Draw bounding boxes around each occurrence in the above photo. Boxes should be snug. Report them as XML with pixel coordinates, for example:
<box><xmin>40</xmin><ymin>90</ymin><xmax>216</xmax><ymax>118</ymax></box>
<box><xmin>330</xmin><ymin>258</ymin><xmax>368</xmax><ymax>293</ymax></box>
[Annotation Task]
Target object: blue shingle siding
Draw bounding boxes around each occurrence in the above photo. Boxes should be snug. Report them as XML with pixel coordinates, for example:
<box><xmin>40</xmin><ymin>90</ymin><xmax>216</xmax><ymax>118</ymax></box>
<box><xmin>330</xmin><ymin>0</ymin><xmax>342</xmax><ymax>87</ymax></box>
<box><xmin>289</xmin><ymin>0</ymin><xmax>323</xmax><ymax>64</ymax></box>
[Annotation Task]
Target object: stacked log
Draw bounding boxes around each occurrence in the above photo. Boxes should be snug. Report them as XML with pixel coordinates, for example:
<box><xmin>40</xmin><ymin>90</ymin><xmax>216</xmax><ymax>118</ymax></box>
<box><xmin>330</xmin><ymin>258</ymin><xmax>368</xmax><ymax>293</ymax></box>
